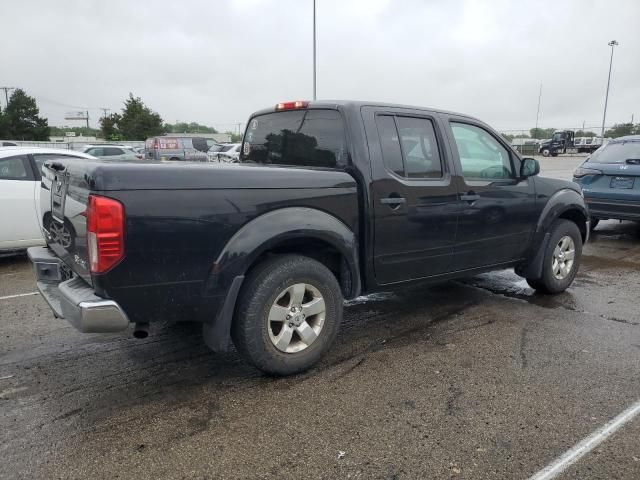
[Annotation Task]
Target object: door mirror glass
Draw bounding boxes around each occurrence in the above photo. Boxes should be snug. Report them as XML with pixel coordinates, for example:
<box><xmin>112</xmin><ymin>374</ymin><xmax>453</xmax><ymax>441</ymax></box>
<box><xmin>520</xmin><ymin>157</ymin><xmax>540</xmax><ymax>178</ymax></box>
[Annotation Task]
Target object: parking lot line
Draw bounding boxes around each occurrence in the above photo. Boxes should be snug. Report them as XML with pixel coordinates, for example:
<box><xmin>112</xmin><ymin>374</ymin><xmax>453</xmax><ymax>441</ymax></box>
<box><xmin>0</xmin><ymin>292</ymin><xmax>38</xmax><ymax>301</ymax></box>
<box><xmin>529</xmin><ymin>399</ymin><xmax>640</xmax><ymax>480</ymax></box>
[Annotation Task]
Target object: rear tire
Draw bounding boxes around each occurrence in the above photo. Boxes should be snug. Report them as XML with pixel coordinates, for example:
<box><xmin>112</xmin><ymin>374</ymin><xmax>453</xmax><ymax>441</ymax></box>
<box><xmin>231</xmin><ymin>255</ymin><xmax>343</xmax><ymax>376</ymax></box>
<box><xmin>541</xmin><ymin>148</ymin><xmax>551</xmax><ymax>157</ymax></box>
<box><xmin>590</xmin><ymin>217</ymin><xmax>600</xmax><ymax>231</ymax></box>
<box><xmin>526</xmin><ymin>219</ymin><xmax>582</xmax><ymax>294</ymax></box>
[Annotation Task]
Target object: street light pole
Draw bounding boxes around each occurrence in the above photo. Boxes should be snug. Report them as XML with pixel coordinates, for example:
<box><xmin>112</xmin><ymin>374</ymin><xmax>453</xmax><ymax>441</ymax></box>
<box><xmin>534</xmin><ymin>83</ymin><xmax>542</xmax><ymax>138</ymax></box>
<box><xmin>312</xmin><ymin>0</ymin><xmax>317</xmax><ymax>100</ymax></box>
<box><xmin>601</xmin><ymin>40</ymin><xmax>619</xmax><ymax>139</ymax></box>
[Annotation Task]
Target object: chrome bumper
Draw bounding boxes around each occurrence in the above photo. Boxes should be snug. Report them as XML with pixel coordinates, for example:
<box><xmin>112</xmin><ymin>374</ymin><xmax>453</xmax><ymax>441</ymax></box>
<box><xmin>27</xmin><ymin>247</ymin><xmax>129</xmax><ymax>333</ymax></box>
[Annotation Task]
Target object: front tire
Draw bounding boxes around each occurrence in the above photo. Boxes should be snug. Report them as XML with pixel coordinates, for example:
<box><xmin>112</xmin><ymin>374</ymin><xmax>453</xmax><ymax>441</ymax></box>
<box><xmin>526</xmin><ymin>219</ymin><xmax>582</xmax><ymax>294</ymax></box>
<box><xmin>231</xmin><ymin>255</ymin><xmax>343</xmax><ymax>376</ymax></box>
<box><xmin>590</xmin><ymin>217</ymin><xmax>600</xmax><ymax>231</ymax></box>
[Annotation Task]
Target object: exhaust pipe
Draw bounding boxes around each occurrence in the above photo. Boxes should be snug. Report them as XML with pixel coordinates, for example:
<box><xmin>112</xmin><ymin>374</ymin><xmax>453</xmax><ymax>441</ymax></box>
<box><xmin>133</xmin><ymin>322</ymin><xmax>150</xmax><ymax>339</ymax></box>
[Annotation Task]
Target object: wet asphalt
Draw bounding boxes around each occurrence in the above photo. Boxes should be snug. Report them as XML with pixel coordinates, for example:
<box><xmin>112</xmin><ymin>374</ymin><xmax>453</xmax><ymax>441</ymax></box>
<box><xmin>1</xmin><ymin>155</ymin><xmax>639</xmax><ymax>479</ymax></box>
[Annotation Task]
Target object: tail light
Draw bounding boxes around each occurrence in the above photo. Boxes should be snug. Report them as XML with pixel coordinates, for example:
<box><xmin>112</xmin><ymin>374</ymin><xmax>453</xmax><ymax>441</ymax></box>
<box><xmin>573</xmin><ymin>167</ymin><xmax>602</xmax><ymax>178</ymax></box>
<box><xmin>276</xmin><ymin>100</ymin><xmax>308</xmax><ymax>110</ymax></box>
<box><xmin>86</xmin><ymin>195</ymin><xmax>125</xmax><ymax>274</ymax></box>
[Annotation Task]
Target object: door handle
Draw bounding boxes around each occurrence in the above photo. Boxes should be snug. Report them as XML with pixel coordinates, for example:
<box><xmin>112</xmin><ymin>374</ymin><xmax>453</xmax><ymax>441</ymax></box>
<box><xmin>460</xmin><ymin>192</ymin><xmax>480</xmax><ymax>203</ymax></box>
<box><xmin>380</xmin><ymin>197</ymin><xmax>406</xmax><ymax>206</ymax></box>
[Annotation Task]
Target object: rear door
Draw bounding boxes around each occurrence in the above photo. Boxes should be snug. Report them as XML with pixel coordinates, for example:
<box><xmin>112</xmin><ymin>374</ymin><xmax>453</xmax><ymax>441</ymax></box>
<box><xmin>0</xmin><ymin>154</ymin><xmax>41</xmax><ymax>249</ymax></box>
<box><xmin>443</xmin><ymin>117</ymin><xmax>536</xmax><ymax>270</ymax></box>
<box><xmin>362</xmin><ymin>107</ymin><xmax>459</xmax><ymax>284</ymax></box>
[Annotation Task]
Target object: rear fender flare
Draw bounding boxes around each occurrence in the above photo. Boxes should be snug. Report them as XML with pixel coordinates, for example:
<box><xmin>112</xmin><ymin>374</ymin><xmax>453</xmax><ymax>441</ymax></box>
<box><xmin>201</xmin><ymin>207</ymin><xmax>360</xmax><ymax>351</ymax></box>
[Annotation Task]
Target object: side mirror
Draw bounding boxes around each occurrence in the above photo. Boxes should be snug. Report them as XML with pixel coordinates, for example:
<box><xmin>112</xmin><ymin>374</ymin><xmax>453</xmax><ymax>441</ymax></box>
<box><xmin>520</xmin><ymin>157</ymin><xmax>540</xmax><ymax>178</ymax></box>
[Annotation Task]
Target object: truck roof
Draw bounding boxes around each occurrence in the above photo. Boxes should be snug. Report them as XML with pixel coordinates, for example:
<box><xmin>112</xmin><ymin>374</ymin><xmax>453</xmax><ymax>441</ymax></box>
<box><xmin>249</xmin><ymin>100</ymin><xmax>479</xmax><ymax>122</ymax></box>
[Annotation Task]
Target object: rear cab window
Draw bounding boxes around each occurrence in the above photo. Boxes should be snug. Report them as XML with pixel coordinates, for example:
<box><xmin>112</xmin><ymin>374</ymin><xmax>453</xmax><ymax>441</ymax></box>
<box><xmin>240</xmin><ymin>109</ymin><xmax>349</xmax><ymax>169</ymax></box>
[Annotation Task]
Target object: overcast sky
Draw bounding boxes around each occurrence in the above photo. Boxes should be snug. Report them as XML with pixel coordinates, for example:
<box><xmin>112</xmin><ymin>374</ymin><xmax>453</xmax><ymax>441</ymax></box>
<box><xmin>2</xmin><ymin>0</ymin><xmax>638</xmax><ymax>133</ymax></box>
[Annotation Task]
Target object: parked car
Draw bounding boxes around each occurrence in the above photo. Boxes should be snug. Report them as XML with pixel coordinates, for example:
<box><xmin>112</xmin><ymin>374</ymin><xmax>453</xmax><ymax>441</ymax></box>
<box><xmin>216</xmin><ymin>143</ymin><xmax>241</xmax><ymax>162</ymax></box>
<box><xmin>206</xmin><ymin>143</ymin><xmax>228</xmax><ymax>161</ymax></box>
<box><xmin>0</xmin><ymin>147</ymin><xmax>95</xmax><ymax>254</ymax></box>
<box><xmin>144</xmin><ymin>136</ymin><xmax>211</xmax><ymax>162</ymax></box>
<box><xmin>1</xmin><ymin>141</ymin><xmax>18</xmax><ymax>146</ymax></box>
<box><xmin>28</xmin><ymin>100</ymin><xmax>588</xmax><ymax>375</ymax></box>
<box><xmin>82</xmin><ymin>145</ymin><xmax>142</xmax><ymax>161</ymax></box>
<box><xmin>573</xmin><ymin>135</ymin><xmax>640</xmax><ymax>230</ymax></box>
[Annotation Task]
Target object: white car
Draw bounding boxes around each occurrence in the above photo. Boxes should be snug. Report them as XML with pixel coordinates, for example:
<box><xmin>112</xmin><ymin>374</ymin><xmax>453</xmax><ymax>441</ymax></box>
<box><xmin>216</xmin><ymin>143</ymin><xmax>241</xmax><ymax>162</ymax></box>
<box><xmin>82</xmin><ymin>144</ymin><xmax>142</xmax><ymax>161</ymax></box>
<box><xmin>0</xmin><ymin>147</ymin><xmax>95</xmax><ymax>253</ymax></box>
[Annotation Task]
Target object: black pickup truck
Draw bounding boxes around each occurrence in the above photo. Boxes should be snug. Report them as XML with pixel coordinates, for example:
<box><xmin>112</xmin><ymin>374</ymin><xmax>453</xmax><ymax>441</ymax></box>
<box><xmin>28</xmin><ymin>100</ymin><xmax>589</xmax><ymax>375</ymax></box>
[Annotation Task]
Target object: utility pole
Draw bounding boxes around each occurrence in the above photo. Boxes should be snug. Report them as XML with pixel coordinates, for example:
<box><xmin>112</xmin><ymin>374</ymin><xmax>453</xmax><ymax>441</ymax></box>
<box><xmin>0</xmin><ymin>87</ymin><xmax>16</xmax><ymax>107</ymax></box>
<box><xmin>86</xmin><ymin>110</ymin><xmax>90</xmax><ymax>129</ymax></box>
<box><xmin>534</xmin><ymin>84</ymin><xmax>542</xmax><ymax>139</ymax></box>
<box><xmin>100</xmin><ymin>108</ymin><xmax>110</xmax><ymax>119</ymax></box>
<box><xmin>312</xmin><ymin>0</ymin><xmax>317</xmax><ymax>100</ymax></box>
<box><xmin>601</xmin><ymin>40</ymin><xmax>619</xmax><ymax>139</ymax></box>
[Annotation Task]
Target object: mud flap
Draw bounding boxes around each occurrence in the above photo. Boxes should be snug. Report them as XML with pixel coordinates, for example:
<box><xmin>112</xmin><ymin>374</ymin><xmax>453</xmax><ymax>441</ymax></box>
<box><xmin>202</xmin><ymin>275</ymin><xmax>244</xmax><ymax>352</ymax></box>
<box><xmin>515</xmin><ymin>233</ymin><xmax>550</xmax><ymax>280</ymax></box>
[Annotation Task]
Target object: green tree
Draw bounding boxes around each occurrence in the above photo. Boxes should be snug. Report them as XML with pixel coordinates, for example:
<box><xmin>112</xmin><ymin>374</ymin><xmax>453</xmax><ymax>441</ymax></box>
<box><xmin>99</xmin><ymin>113</ymin><xmax>122</xmax><ymax>140</ymax></box>
<box><xmin>574</xmin><ymin>130</ymin><xmax>597</xmax><ymax>137</ymax></box>
<box><xmin>114</xmin><ymin>94</ymin><xmax>164</xmax><ymax>140</ymax></box>
<box><xmin>501</xmin><ymin>133</ymin><xmax>514</xmax><ymax>142</ymax></box>
<box><xmin>530</xmin><ymin>127</ymin><xmax>556</xmax><ymax>139</ymax></box>
<box><xmin>604</xmin><ymin>123</ymin><xmax>636</xmax><ymax>138</ymax></box>
<box><xmin>165</xmin><ymin>122</ymin><xmax>218</xmax><ymax>134</ymax></box>
<box><xmin>0</xmin><ymin>106</ymin><xmax>9</xmax><ymax>138</ymax></box>
<box><xmin>49</xmin><ymin>126</ymin><xmax>101</xmax><ymax>137</ymax></box>
<box><xmin>226</xmin><ymin>131</ymin><xmax>243</xmax><ymax>143</ymax></box>
<box><xmin>2</xmin><ymin>89</ymin><xmax>50</xmax><ymax>140</ymax></box>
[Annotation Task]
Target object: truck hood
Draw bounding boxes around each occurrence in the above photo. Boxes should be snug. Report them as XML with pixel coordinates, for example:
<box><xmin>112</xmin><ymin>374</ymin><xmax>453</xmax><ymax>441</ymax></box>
<box><xmin>74</xmin><ymin>161</ymin><xmax>356</xmax><ymax>191</ymax></box>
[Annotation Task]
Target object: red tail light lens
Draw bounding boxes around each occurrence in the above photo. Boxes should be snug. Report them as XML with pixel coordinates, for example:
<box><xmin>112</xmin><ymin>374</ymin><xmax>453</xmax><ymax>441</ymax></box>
<box><xmin>275</xmin><ymin>101</ymin><xmax>308</xmax><ymax>110</ymax></box>
<box><xmin>86</xmin><ymin>195</ymin><xmax>125</xmax><ymax>274</ymax></box>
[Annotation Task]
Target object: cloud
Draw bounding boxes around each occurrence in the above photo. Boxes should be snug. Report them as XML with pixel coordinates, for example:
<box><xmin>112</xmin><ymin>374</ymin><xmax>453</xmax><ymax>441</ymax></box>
<box><xmin>1</xmin><ymin>0</ymin><xmax>638</xmax><ymax>133</ymax></box>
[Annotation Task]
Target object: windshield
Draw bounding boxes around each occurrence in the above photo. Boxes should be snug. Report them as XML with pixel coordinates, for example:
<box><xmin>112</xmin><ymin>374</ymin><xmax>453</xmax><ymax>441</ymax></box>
<box><xmin>589</xmin><ymin>140</ymin><xmax>640</xmax><ymax>164</ymax></box>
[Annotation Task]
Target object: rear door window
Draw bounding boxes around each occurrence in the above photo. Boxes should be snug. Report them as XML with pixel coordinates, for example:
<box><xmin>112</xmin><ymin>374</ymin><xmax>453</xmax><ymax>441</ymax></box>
<box><xmin>0</xmin><ymin>155</ymin><xmax>31</xmax><ymax>180</ymax></box>
<box><xmin>103</xmin><ymin>147</ymin><xmax>124</xmax><ymax>156</ymax></box>
<box><xmin>241</xmin><ymin>109</ymin><xmax>348</xmax><ymax>169</ymax></box>
<box><xmin>86</xmin><ymin>147</ymin><xmax>104</xmax><ymax>156</ymax></box>
<box><xmin>375</xmin><ymin>115</ymin><xmax>443</xmax><ymax>179</ymax></box>
<box><xmin>590</xmin><ymin>141</ymin><xmax>640</xmax><ymax>164</ymax></box>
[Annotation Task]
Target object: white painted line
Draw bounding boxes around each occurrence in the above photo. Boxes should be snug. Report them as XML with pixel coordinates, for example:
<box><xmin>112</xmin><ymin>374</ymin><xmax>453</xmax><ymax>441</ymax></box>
<box><xmin>0</xmin><ymin>386</ymin><xmax>28</xmax><ymax>399</ymax></box>
<box><xmin>0</xmin><ymin>292</ymin><xmax>38</xmax><ymax>301</ymax></box>
<box><xmin>529</xmin><ymin>399</ymin><xmax>640</xmax><ymax>480</ymax></box>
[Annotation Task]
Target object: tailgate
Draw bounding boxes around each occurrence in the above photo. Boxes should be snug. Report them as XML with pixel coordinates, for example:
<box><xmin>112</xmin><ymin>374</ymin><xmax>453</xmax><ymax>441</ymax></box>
<box><xmin>41</xmin><ymin>159</ymin><xmax>92</xmax><ymax>285</ymax></box>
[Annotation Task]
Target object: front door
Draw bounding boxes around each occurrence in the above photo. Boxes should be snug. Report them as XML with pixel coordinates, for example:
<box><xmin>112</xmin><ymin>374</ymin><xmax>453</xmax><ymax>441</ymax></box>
<box><xmin>444</xmin><ymin>118</ymin><xmax>537</xmax><ymax>270</ymax></box>
<box><xmin>363</xmin><ymin>108</ymin><xmax>459</xmax><ymax>285</ymax></box>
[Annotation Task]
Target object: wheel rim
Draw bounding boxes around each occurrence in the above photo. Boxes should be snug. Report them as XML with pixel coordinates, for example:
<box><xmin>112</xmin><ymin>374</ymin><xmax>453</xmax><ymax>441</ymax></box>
<box><xmin>552</xmin><ymin>235</ymin><xmax>576</xmax><ymax>280</ymax></box>
<box><xmin>267</xmin><ymin>283</ymin><xmax>326</xmax><ymax>353</ymax></box>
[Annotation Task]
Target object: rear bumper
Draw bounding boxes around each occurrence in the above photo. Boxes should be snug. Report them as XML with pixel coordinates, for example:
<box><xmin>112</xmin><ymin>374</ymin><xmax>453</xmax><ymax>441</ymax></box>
<box><xmin>27</xmin><ymin>247</ymin><xmax>130</xmax><ymax>333</ymax></box>
<box><xmin>585</xmin><ymin>197</ymin><xmax>640</xmax><ymax>221</ymax></box>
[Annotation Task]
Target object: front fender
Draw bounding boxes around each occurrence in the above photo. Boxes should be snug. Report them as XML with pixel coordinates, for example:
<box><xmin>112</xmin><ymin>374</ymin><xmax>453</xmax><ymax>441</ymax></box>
<box><xmin>535</xmin><ymin>188</ymin><xmax>588</xmax><ymax>236</ymax></box>
<box><xmin>516</xmin><ymin>188</ymin><xmax>588</xmax><ymax>279</ymax></box>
